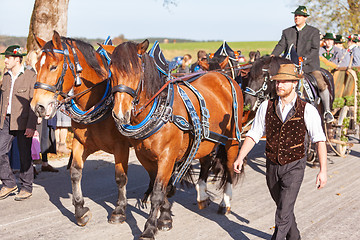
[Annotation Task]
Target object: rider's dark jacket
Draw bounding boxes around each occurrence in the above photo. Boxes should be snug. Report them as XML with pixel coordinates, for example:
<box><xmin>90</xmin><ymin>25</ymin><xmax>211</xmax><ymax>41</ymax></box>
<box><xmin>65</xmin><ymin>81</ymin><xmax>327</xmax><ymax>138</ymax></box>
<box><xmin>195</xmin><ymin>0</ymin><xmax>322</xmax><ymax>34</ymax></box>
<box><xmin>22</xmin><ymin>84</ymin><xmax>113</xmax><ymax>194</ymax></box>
<box><xmin>272</xmin><ymin>24</ymin><xmax>320</xmax><ymax>73</ymax></box>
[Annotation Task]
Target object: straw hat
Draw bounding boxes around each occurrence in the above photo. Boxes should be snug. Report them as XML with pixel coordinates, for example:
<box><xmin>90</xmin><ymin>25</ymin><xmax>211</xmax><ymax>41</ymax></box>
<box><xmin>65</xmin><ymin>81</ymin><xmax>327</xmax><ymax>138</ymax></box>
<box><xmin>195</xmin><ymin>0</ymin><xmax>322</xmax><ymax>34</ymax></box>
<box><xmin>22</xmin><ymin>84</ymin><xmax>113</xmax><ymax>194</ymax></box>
<box><xmin>272</xmin><ymin>64</ymin><xmax>302</xmax><ymax>81</ymax></box>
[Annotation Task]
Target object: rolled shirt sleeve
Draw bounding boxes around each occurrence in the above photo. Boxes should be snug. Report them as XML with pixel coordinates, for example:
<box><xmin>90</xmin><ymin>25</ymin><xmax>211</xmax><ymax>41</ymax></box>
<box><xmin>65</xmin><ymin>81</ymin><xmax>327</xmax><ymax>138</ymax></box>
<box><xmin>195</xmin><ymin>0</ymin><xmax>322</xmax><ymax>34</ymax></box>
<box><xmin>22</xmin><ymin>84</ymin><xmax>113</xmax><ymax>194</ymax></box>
<box><xmin>245</xmin><ymin>100</ymin><xmax>268</xmax><ymax>143</ymax></box>
<box><xmin>304</xmin><ymin>103</ymin><xmax>326</xmax><ymax>143</ymax></box>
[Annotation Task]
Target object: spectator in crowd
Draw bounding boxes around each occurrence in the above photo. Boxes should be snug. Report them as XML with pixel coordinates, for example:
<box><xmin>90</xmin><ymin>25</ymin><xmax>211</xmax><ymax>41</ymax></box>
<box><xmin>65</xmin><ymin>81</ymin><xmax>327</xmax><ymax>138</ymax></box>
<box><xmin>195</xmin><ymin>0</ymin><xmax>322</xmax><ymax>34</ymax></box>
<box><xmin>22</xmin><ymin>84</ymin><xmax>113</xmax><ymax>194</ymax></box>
<box><xmin>0</xmin><ymin>45</ymin><xmax>37</xmax><ymax>201</ymax></box>
<box><xmin>55</xmin><ymin>109</ymin><xmax>71</xmax><ymax>154</ymax></box>
<box><xmin>319</xmin><ymin>32</ymin><xmax>348</xmax><ymax>67</ymax></box>
<box><xmin>341</xmin><ymin>34</ymin><xmax>360</xmax><ymax>67</ymax></box>
<box><xmin>190</xmin><ymin>50</ymin><xmax>207</xmax><ymax>73</ymax></box>
<box><xmin>271</xmin><ymin>5</ymin><xmax>334</xmax><ymax>123</ymax></box>
<box><xmin>234</xmin><ymin>63</ymin><xmax>327</xmax><ymax>240</ymax></box>
<box><xmin>37</xmin><ymin>117</ymin><xmax>59</xmax><ymax>172</ymax></box>
<box><xmin>334</xmin><ymin>34</ymin><xmax>346</xmax><ymax>49</ymax></box>
<box><xmin>175</xmin><ymin>54</ymin><xmax>192</xmax><ymax>76</ymax></box>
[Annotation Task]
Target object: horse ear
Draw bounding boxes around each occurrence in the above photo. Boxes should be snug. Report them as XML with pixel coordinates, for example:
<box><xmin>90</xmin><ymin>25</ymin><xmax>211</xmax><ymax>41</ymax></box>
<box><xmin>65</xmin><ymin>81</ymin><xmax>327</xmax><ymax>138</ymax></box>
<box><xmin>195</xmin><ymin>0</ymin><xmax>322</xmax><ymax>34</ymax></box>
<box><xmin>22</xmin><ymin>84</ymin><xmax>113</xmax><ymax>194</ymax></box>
<box><xmin>34</xmin><ymin>33</ymin><xmax>46</xmax><ymax>48</ymax></box>
<box><xmin>137</xmin><ymin>39</ymin><xmax>149</xmax><ymax>54</ymax></box>
<box><xmin>198</xmin><ymin>59</ymin><xmax>209</xmax><ymax>70</ymax></box>
<box><xmin>219</xmin><ymin>56</ymin><xmax>229</xmax><ymax>69</ymax></box>
<box><xmin>99</xmin><ymin>44</ymin><xmax>115</xmax><ymax>55</ymax></box>
<box><xmin>52</xmin><ymin>30</ymin><xmax>62</xmax><ymax>50</ymax></box>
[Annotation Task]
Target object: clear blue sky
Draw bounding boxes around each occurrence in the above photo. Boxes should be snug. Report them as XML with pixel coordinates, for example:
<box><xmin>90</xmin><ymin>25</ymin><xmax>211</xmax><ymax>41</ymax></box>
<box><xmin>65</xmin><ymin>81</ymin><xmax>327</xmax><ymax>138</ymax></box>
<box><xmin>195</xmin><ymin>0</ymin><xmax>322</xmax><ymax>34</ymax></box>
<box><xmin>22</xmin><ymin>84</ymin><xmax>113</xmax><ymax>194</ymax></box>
<box><xmin>0</xmin><ymin>0</ymin><xmax>298</xmax><ymax>42</ymax></box>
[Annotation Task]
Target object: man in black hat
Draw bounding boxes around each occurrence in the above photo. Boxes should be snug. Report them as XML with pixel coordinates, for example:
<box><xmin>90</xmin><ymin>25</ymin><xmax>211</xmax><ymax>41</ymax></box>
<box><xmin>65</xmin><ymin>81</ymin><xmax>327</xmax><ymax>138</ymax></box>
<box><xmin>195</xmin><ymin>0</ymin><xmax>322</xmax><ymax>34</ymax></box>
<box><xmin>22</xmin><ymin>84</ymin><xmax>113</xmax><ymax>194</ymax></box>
<box><xmin>272</xmin><ymin>6</ymin><xmax>335</xmax><ymax>123</ymax></box>
<box><xmin>0</xmin><ymin>45</ymin><xmax>37</xmax><ymax>201</ymax></box>
<box><xmin>234</xmin><ymin>63</ymin><xmax>327</xmax><ymax>240</ymax></box>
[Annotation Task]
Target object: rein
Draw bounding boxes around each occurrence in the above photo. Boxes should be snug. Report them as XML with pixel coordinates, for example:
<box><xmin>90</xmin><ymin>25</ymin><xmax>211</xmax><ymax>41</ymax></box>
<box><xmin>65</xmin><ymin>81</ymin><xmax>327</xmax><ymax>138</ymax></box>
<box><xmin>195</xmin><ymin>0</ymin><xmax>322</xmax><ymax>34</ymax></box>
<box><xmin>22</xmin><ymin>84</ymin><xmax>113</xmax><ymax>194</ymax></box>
<box><xmin>132</xmin><ymin>64</ymin><xmax>251</xmax><ymax>116</ymax></box>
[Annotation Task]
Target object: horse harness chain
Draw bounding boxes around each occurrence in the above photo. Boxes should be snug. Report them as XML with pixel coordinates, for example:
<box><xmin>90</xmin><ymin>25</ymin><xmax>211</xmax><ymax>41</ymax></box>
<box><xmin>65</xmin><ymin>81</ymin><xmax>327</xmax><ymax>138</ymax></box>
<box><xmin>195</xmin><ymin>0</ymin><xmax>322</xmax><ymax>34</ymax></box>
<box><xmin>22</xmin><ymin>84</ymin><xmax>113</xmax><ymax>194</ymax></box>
<box><xmin>34</xmin><ymin>40</ymin><xmax>113</xmax><ymax>124</ymax></box>
<box><xmin>113</xmin><ymin>54</ymin><xmax>242</xmax><ymax>184</ymax></box>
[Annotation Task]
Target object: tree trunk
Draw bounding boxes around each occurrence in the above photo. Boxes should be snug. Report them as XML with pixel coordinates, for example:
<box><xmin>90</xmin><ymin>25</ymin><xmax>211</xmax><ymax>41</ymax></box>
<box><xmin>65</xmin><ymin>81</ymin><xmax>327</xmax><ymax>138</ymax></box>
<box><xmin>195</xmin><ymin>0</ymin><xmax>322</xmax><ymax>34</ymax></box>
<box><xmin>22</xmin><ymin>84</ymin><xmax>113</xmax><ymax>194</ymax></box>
<box><xmin>26</xmin><ymin>0</ymin><xmax>69</xmax><ymax>52</ymax></box>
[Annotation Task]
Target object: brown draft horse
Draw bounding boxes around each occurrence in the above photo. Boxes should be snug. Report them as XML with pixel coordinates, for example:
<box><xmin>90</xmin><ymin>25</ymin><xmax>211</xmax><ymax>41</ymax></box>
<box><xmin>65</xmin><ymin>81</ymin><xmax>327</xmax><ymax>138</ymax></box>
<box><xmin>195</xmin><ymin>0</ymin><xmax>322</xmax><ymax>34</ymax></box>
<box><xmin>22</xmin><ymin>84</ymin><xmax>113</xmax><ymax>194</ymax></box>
<box><xmin>30</xmin><ymin>31</ymin><xmax>130</xmax><ymax>226</ymax></box>
<box><xmin>102</xmin><ymin>40</ymin><xmax>243</xmax><ymax>240</ymax></box>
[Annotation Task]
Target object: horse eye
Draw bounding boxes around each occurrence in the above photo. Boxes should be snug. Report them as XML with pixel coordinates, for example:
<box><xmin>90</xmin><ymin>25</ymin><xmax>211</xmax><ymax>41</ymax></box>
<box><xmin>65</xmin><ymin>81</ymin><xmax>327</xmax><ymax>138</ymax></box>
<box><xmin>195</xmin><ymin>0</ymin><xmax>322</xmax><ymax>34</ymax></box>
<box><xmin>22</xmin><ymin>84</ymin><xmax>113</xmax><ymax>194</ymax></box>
<box><xmin>50</xmin><ymin>65</ymin><xmax>57</xmax><ymax>71</ymax></box>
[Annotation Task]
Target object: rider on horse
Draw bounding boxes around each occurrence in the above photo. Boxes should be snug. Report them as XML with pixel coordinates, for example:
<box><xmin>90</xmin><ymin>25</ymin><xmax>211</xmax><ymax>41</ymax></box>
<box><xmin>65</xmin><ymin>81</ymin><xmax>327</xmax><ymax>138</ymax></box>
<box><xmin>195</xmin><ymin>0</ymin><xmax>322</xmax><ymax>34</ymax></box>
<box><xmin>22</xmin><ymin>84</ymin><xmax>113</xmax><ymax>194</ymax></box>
<box><xmin>271</xmin><ymin>5</ymin><xmax>335</xmax><ymax>123</ymax></box>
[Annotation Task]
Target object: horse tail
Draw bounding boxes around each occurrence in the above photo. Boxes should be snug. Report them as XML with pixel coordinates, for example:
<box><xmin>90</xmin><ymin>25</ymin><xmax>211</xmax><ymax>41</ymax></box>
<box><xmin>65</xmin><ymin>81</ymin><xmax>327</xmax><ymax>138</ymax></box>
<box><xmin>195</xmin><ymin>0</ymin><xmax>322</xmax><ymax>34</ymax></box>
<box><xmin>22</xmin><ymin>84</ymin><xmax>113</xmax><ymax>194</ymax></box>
<box><xmin>211</xmin><ymin>145</ymin><xmax>243</xmax><ymax>191</ymax></box>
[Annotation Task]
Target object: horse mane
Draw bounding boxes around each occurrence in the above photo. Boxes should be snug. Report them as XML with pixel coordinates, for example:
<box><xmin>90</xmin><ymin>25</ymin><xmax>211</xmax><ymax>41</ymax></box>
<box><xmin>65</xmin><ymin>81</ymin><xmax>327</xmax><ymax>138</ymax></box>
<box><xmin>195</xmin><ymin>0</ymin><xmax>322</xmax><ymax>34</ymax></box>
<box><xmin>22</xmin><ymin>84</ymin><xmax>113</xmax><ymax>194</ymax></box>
<box><xmin>250</xmin><ymin>55</ymin><xmax>293</xmax><ymax>80</ymax></box>
<box><xmin>42</xmin><ymin>37</ymin><xmax>106</xmax><ymax>78</ymax></box>
<box><xmin>111</xmin><ymin>41</ymin><xmax>166</xmax><ymax>98</ymax></box>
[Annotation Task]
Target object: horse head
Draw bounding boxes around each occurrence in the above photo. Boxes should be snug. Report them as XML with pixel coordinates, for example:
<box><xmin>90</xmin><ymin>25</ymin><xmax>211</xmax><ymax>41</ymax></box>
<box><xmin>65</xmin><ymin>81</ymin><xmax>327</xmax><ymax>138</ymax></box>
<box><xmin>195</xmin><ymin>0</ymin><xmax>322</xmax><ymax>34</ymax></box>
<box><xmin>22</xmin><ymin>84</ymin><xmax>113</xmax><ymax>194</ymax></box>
<box><xmin>244</xmin><ymin>56</ymin><xmax>292</xmax><ymax>111</ymax></box>
<box><xmin>102</xmin><ymin>40</ymin><xmax>164</xmax><ymax>125</ymax></box>
<box><xmin>31</xmin><ymin>31</ymin><xmax>107</xmax><ymax>119</ymax></box>
<box><xmin>199</xmin><ymin>55</ymin><xmax>229</xmax><ymax>71</ymax></box>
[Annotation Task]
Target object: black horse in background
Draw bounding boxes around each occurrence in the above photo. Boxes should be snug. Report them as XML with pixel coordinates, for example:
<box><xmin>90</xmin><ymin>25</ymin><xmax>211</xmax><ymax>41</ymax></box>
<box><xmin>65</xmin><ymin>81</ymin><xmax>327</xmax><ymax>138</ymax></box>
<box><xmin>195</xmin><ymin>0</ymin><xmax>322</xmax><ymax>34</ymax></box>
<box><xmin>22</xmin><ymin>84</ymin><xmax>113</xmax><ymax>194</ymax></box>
<box><xmin>243</xmin><ymin>56</ymin><xmax>334</xmax><ymax>114</ymax></box>
<box><xmin>242</xmin><ymin>55</ymin><xmax>335</xmax><ymax>162</ymax></box>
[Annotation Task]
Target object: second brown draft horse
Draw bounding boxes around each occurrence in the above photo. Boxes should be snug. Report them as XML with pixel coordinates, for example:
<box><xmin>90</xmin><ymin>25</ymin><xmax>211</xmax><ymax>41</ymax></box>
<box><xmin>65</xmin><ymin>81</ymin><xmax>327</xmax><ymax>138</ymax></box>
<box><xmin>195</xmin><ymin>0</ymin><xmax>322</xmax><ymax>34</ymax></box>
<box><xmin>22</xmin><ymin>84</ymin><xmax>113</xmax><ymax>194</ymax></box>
<box><xmin>30</xmin><ymin>31</ymin><xmax>130</xmax><ymax>226</ymax></box>
<box><xmin>102</xmin><ymin>40</ymin><xmax>243</xmax><ymax>240</ymax></box>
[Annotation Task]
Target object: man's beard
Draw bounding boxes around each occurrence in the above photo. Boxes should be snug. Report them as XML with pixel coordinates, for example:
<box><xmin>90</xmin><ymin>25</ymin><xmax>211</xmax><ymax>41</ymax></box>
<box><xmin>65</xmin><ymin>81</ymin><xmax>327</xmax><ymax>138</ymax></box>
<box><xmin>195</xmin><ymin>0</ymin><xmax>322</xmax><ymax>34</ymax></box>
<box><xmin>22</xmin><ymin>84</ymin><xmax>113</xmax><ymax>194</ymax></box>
<box><xmin>276</xmin><ymin>87</ymin><xmax>293</xmax><ymax>98</ymax></box>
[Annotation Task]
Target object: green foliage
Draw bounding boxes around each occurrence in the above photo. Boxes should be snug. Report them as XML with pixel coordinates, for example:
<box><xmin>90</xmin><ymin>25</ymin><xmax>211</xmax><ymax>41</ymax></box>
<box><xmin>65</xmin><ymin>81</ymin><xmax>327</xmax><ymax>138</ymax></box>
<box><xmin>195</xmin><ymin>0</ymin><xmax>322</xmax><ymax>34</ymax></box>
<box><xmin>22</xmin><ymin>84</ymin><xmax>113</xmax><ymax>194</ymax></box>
<box><xmin>298</xmin><ymin>0</ymin><xmax>360</xmax><ymax>34</ymax></box>
<box><xmin>243</xmin><ymin>104</ymin><xmax>251</xmax><ymax>112</ymax></box>
<box><xmin>343</xmin><ymin>117</ymin><xmax>350</xmax><ymax>129</ymax></box>
<box><xmin>332</xmin><ymin>97</ymin><xmax>345</xmax><ymax>109</ymax></box>
<box><xmin>344</xmin><ymin>95</ymin><xmax>355</xmax><ymax>106</ymax></box>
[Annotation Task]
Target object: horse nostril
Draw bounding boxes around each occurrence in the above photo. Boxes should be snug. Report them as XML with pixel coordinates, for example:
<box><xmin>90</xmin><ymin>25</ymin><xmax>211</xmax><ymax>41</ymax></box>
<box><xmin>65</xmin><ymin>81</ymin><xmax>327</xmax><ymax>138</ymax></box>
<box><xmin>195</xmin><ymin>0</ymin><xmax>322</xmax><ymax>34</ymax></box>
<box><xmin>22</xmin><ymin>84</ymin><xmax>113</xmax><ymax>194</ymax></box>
<box><xmin>35</xmin><ymin>104</ymin><xmax>45</xmax><ymax>115</ymax></box>
<box><xmin>112</xmin><ymin>110</ymin><xmax>120</xmax><ymax>122</ymax></box>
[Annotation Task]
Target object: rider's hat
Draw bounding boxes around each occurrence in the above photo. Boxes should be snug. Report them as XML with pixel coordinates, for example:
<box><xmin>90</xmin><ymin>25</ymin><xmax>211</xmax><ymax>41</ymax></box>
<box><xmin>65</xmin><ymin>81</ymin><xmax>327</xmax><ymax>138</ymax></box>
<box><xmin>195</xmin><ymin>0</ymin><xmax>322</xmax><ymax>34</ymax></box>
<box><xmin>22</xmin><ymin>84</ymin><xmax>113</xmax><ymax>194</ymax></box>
<box><xmin>335</xmin><ymin>35</ymin><xmax>346</xmax><ymax>44</ymax></box>
<box><xmin>0</xmin><ymin>45</ymin><xmax>27</xmax><ymax>57</ymax></box>
<box><xmin>292</xmin><ymin>6</ymin><xmax>310</xmax><ymax>17</ymax></box>
<box><xmin>322</xmin><ymin>33</ymin><xmax>336</xmax><ymax>40</ymax></box>
<box><xmin>272</xmin><ymin>64</ymin><xmax>302</xmax><ymax>81</ymax></box>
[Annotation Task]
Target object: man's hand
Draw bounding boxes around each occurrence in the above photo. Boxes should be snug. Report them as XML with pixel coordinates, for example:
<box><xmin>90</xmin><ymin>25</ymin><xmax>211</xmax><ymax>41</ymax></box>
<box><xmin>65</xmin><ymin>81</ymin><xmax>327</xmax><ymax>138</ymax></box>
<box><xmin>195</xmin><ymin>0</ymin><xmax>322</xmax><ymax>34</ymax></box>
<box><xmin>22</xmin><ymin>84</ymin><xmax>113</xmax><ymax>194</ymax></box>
<box><xmin>233</xmin><ymin>158</ymin><xmax>244</xmax><ymax>173</ymax></box>
<box><xmin>316</xmin><ymin>170</ymin><xmax>327</xmax><ymax>189</ymax></box>
<box><xmin>24</xmin><ymin>128</ymin><xmax>35</xmax><ymax>138</ymax></box>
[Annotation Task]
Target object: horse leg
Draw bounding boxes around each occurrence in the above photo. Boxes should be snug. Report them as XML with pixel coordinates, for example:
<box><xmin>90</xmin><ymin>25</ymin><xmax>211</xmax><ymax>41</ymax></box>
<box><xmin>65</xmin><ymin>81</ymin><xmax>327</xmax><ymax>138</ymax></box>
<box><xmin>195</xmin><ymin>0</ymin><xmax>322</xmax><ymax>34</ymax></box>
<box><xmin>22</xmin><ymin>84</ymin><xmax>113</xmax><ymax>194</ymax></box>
<box><xmin>196</xmin><ymin>155</ymin><xmax>212</xmax><ymax>210</ymax></box>
<box><xmin>157</xmin><ymin>195</ymin><xmax>172</xmax><ymax>231</ymax></box>
<box><xmin>140</xmin><ymin>180</ymin><xmax>167</xmax><ymax>240</ymax></box>
<box><xmin>109</xmin><ymin>143</ymin><xmax>130</xmax><ymax>224</ymax></box>
<box><xmin>218</xmin><ymin>141</ymin><xmax>240</xmax><ymax>215</ymax></box>
<box><xmin>70</xmin><ymin>139</ymin><xmax>91</xmax><ymax>226</ymax></box>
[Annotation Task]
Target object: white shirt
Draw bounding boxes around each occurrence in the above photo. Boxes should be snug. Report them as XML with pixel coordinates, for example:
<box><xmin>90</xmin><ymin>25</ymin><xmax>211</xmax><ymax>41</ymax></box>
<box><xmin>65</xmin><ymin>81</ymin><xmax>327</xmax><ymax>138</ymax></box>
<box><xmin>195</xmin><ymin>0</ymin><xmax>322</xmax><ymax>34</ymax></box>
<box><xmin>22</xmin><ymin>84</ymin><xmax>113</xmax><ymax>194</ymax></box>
<box><xmin>246</xmin><ymin>95</ymin><xmax>326</xmax><ymax>143</ymax></box>
<box><xmin>7</xmin><ymin>65</ymin><xmax>25</xmax><ymax>114</ymax></box>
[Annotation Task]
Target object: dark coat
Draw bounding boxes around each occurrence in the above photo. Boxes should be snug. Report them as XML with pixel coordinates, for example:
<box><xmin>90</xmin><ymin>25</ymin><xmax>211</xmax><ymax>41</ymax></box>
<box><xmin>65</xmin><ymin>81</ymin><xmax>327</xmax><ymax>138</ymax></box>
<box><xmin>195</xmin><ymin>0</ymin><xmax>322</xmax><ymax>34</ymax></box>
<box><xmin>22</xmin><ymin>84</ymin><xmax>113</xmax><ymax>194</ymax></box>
<box><xmin>272</xmin><ymin>24</ymin><xmax>321</xmax><ymax>73</ymax></box>
<box><xmin>0</xmin><ymin>68</ymin><xmax>37</xmax><ymax>130</ymax></box>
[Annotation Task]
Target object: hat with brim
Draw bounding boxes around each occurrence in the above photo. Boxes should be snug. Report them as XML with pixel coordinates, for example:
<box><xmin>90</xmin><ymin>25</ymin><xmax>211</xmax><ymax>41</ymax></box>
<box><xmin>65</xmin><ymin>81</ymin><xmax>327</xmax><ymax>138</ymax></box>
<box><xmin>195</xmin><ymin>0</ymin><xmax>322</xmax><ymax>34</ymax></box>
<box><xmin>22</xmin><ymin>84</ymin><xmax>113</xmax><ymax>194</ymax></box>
<box><xmin>292</xmin><ymin>6</ymin><xmax>310</xmax><ymax>17</ymax></box>
<box><xmin>272</xmin><ymin>64</ymin><xmax>303</xmax><ymax>81</ymax></box>
<box><xmin>323</xmin><ymin>33</ymin><xmax>336</xmax><ymax>40</ymax></box>
<box><xmin>0</xmin><ymin>45</ymin><xmax>27</xmax><ymax>56</ymax></box>
<box><xmin>335</xmin><ymin>35</ymin><xmax>345</xmax><ymax>44</ymax></box>
<box><xmin>348</xmin><ymin>34</ymin><xmax>360</xmax><ymax>43</ymax></box>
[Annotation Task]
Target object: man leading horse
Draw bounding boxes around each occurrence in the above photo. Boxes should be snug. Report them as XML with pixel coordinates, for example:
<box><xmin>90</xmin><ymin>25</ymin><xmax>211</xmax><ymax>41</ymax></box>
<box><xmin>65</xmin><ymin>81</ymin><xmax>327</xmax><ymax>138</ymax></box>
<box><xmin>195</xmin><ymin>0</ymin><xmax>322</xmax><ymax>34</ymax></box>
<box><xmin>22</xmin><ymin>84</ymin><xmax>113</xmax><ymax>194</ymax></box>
<box><xmin>271</xmin><ymin>5</ymin><xmax>334</xmax><ymax>123</ymax></box>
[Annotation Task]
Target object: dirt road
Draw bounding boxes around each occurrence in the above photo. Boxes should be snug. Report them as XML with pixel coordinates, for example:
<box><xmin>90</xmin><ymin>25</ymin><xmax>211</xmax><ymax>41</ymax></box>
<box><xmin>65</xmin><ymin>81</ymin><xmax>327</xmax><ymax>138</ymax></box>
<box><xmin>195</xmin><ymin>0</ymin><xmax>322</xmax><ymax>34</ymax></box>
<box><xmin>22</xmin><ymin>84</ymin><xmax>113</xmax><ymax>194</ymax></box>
<box><xmin>1</xmin><ymin>140</ymin><xmax>359</xmax><ymax>240</ymax></box>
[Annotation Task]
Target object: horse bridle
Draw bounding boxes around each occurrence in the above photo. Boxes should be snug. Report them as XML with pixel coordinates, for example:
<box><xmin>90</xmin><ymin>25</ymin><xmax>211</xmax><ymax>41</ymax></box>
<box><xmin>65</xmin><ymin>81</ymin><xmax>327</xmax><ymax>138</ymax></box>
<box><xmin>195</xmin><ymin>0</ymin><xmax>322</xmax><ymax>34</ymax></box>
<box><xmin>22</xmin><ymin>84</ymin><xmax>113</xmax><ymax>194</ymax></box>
<box><xmin>111</xmin><ymin>53</ymin><xmax>144</xmax><ymax>110</ymax></box>
<box><xmin>34</xmin><ymin>41</ymin><xmax>83</xmax><ymax>99</ymax></box>
<box><xmin>244</xmin><ymin>68</ymin><xmax>270</xmax><ymax>98</ymax></box>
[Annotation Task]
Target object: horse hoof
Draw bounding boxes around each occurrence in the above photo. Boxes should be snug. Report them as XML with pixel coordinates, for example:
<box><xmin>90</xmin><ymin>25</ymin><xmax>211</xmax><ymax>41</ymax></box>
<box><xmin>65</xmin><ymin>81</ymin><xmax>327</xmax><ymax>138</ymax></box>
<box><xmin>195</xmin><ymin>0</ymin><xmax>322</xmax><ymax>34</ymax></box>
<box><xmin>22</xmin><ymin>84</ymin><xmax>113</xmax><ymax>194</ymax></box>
<box><xmin>138</xmin><ymin>237</ymin><xmax>155</xmax><ymax>240</ymax></box>
<box><xmin>157</xmin><ymin>220</ymin><xmax>173</xmax><ymax>231</ymax></box>
<box><xmin>108</xmin><ymin>213</ymin><xmax>126</xmax><ymax>224</ymax></box>
<box><xmin>76</xmin><ymin>210</ymin><xmax>92</xmax><ymax>226</ymax></box>
<box><xmin>217</xmin><ymin>206</ymin><xmax>231</xmax><ymax>215</ymax></box>
<box><xmin>198</xmin><ymin>198</ymin><xmax>211</xmax><ymax>210</ymax></box>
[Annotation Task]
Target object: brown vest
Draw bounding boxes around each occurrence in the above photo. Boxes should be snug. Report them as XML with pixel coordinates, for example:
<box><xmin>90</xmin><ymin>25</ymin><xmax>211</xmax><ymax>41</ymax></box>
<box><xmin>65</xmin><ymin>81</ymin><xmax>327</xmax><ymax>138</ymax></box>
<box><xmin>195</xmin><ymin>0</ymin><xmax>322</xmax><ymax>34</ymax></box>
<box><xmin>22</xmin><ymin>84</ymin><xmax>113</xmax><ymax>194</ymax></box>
<box><xmin>265</xmin><ymin>97</ymin><xmax>307</xmax><ymax>165</ymax></box>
